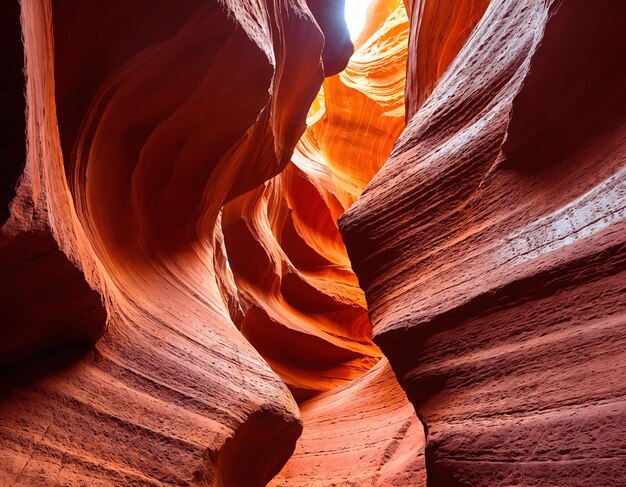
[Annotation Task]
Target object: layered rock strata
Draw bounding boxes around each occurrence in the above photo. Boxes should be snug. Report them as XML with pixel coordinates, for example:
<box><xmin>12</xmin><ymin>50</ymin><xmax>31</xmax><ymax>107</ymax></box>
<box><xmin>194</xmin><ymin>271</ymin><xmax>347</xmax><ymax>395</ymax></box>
<box><xmin>342</xmin><ymin>0</ymin><xmax>626</xmax><ymax>485</ymax></box>
<box><xmin>304</xmin><ymin>0</ymin><xmax>409</xmax><ymax>206</ymax></box>
<box><xmin>4</xmin><ymin>0</ymin><xmax>621</xmax><ymax>485</ymax></box>
<box><xmin>1</xmin><ymin>0</ymin><xmax>354</xmax><ymax>485</ymax></box>
<box><xmin>219</xmin><ymin>0</ymin><xmax>409</xmax><ymax>401</ymax></box>
<box><xmin>271</xmin><ymin>359</ymin><xmax>426</xmax><ymax>487</ymax></box>
<box><xmin>218</xmin><ymin>2</ymin><xmax>428</xmax><ymax>484</ymax></box>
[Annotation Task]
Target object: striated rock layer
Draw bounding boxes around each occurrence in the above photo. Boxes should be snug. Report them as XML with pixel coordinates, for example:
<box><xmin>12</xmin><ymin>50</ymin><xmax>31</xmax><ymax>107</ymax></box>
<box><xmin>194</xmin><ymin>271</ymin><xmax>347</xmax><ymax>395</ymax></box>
<box><xmin>221</xmin><ymin>164</ymin><xmax>381</xmax><ymax>402</ymax></box>
<box><xmin>271</xmin><ymin>359</ymin><xmax>425</xmax><ymax>487</ymax></box>
<box><xmin>5</xmin><ymin>0</ymin><xmax>622</xmax><ymax>485</ymax></box>
<box><xmin>1</xmin><ymin>0</ymin><xmax>354</xmax><ymax>485</ymax></box>
<box><xmin>213</xmin><ymin>4</ymin><xmax>425</xmax><ymax>487</ymax></box>
<box><xmin>304</xmin><ymin>0</ymin><xmax>409</xmax><ymax>206</ymax></box>
<box><xmin>404</xmin><ymin>0</ymin><xmax>490</xmax><ymax>119</ymax></box>
<box><xmin>217</xmin><ymin>2</ymin><xmax>427</xmax><ymax>485</ymax></box>
<box><xmin>219</xmin><ymin>0</ymin><xmax>409</xmax><ymax>401</ymax></box>
<box><xmin>342</xmin><ymin>0</ymin><xmax>626</xmax><ymax>485</ymax></box>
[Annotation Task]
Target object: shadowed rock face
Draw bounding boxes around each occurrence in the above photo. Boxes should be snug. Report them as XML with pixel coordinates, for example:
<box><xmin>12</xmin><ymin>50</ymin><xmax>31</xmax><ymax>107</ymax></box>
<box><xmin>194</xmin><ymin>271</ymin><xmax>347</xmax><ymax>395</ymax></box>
<box><xmin>2</xmin><ymin>0</ymin><xmax>624</xmax><ymax>486</ymax></box>
<box><xmin>341</xmin><ymin>0</ymin><xmax>626</xmax><ymax>485</ymax></box>
<box><xmin>1</xmin><ymin>0</ymin><xmax>351</xmax><ymax>485</ymax></box>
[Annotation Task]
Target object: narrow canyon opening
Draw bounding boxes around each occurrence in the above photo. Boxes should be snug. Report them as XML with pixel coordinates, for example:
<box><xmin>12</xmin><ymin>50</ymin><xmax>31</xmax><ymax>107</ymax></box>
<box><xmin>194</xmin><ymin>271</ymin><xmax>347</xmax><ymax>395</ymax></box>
<box><xmin>3</xmin><ymin>0</ymin><xmax>624</xmax><ymax>486</ymax></box>
<box><xmin>216</xmin><ymin>1</ymin><xmax>428</xmax><ymax>484</ymax></box>
<box><xmin>219</xmin><ymin>0</ymin><xmax>408</xmax><ymax>403</ymax></box>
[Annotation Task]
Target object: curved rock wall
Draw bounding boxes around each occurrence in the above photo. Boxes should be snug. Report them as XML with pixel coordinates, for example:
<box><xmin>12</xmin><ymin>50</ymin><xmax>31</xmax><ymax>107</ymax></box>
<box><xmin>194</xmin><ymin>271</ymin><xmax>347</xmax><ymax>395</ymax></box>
<box><xmin>4</xmin><ymin>0</ymin><xmax>623</xmax><ymax>485</ymax></box>
<box><xmin>221</xmin><ymin>165</ymin><xmax>381</xmax><ymax>402</ymax></box>
<box><xmin>218</xmin><ymin>0</ymin><xmax>409</xmax><ymax>402</ymax></box>
<box><xmin>307</xmin><ymin>0</ymin><xmax>409</xmax><ymax>206</ymax></box>
<box><xmin>341</xmin><ymin>0</ymin><xmax>626</xmax><ymax>485</ymax></box>
<box><xmin>226</xmin><ymin>2</ymin><xmax>428</xmax><ymax>485</ymax></box>
<box><xmin>1</xmin><ymin>0</ymin><xmax>353</xmax><ymax>485</ymax></box>
<box><xmin>404</xmin><ymin>0</ymin><xmax>490</xmax><ymax>118</ymax></box>
<box><xmin>271</xmin><ymin>359</ymin><xmax>425</xmax><ymax>487</ymax></box>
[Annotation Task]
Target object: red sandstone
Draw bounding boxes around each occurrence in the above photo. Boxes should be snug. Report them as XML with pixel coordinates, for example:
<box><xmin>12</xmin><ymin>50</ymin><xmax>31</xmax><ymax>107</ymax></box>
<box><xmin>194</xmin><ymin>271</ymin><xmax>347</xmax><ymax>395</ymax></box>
<box><xmin>1</xmin><ymin>0</ymin><xmax>624</xmax><ymax>486</ymax></box>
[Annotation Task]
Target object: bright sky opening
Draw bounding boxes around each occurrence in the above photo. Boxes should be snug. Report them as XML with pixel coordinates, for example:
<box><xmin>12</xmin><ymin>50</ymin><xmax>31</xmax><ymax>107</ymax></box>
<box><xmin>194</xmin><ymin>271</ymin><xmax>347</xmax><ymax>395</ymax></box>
<box><xmin>344</xmin><ymin>0</ymin><xmax>372</xmax><ymax>41</ymax></box>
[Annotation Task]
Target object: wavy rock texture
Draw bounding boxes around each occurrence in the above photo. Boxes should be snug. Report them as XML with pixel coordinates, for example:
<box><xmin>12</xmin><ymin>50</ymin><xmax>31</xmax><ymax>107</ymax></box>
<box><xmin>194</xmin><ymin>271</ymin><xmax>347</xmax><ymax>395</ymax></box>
<box><xmin>4</xmin><ymin>0</ymin><xmax>621</xmax><ymax>485</ymax></box>
<box><xmin>306</xmin><ymin>0</ymin><xmax>409</xmax><ymax>206</ymax></box>
<box><xmin>219</xmin><ymin>0</ymin><xmax>409</xmax><ymax>401</ymax></box>
<box><xmin>221</xmin><ymin>165</ymin><xmax>381</xmax><ymax>402</ymax></box>
<box><xmin>404</xmin><ymin>0</ymin><xmax>490</xmax><ymax>119</ymax></box>
<box><xmin>219</xmin><ymin>2</ymin><xmax>426</xmax><ymax>485</ymax></box>
<box><xmin>1</xmin><ymin>0</ymin><xmax>354</xmax><ymax>485</ymax></box>
<box><xmin>271</xmin><ymin>359</ymin><xmax>425</xmax><ymax>487</ymax></box>
<box><xmin>342</xmin><ymin>0</ymin><xmax>626</xmax><ymax>485</ymax></box>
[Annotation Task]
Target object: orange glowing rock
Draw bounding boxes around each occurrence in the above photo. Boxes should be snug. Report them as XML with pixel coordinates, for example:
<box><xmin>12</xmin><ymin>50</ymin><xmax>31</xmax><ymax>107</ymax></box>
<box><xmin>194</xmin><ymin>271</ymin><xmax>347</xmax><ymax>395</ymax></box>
<box><xmin>6</xmin><ymin>0</ymin><xmax>622</xmax><ymax>484</ymax></box>
<box><xmin>404</xmin><ymin>0</ymin><xmax>490</xmax><ymax>118</ymax></box>
<box><xmin>303</xmin><ymin>0</ymin><xmax>409</xmax><ymax>207</ymax></box>
<box><xmin>0</xmin><ymin>0</ymin><xmax>351</xmax><ymax>484</ymax></box>
<box><xmin>221</xmin><ymin>164</ymin><xmax>381</xmax><ymax>401</ymax></box>
<box><xmin>216</xmin><ymin>3</ymin><xmax>426</xmax><ymax>485</ymax></box>
<box><xmin>219</xmin><ymin>0</ymin><xmax>410</xmax><ymax>402</ymax></box>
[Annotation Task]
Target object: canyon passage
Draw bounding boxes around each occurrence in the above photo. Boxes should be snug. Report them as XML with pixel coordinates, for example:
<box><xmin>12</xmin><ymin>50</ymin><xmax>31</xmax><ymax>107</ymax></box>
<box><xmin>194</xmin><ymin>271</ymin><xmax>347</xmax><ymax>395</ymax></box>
<box><xmin>1</xmin><ymin>1</ymin><xmax>625</xmax><ymax>486</ymax></box>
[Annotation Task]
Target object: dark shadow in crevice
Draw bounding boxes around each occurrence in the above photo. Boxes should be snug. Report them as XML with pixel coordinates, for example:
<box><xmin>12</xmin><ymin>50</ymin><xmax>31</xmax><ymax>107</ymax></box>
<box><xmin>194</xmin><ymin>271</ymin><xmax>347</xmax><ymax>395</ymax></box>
<box><xmin>0</xmin><ymin>343</ymin><xmax>93</xmax><ymax>394</ymax></box>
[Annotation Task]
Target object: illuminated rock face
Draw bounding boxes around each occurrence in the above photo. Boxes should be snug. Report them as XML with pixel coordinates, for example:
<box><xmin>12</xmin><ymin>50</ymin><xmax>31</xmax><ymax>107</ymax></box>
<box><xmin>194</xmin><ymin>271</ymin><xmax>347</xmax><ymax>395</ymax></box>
<box><xmin>0</xmin><ymin>0</ymin><xmax>352</xmax><ymax>485</ymax></box>
<box><xmin>220</xmin><ymin>0</ymin><xmax>409</xmax><ymax>402</ymax></box>
<box><xmin>2</xmin><ymin>0</ymin><xmax>624</xmax><ymax>486</ymax></box>
<box><xmin>404</xmin><ymin>0</ymin><xmax>490</xmax><ymax>118</ymax></box>
<box><xmin>342</xmin><ymin>0</ymin><xmax>626</xmax><ymax>485</ymax></box>
<box><xmin>306</xmin><ymin>0</ymin><xmax>409</xmax><ymax>207</ymax></box>
<box><xmin>221</xmin><ymin>165</ymin><xmax>381</xmax><ymax>402</ymax></box>
<box><xmin>270</xmin><ymin>359</ymin><xmax>426</xmax><ymax>487</ymax></box>
<box><xmin>218</xmin><ymin>3</ymin><xmax>426</xmax><ymax>483</ymax></box>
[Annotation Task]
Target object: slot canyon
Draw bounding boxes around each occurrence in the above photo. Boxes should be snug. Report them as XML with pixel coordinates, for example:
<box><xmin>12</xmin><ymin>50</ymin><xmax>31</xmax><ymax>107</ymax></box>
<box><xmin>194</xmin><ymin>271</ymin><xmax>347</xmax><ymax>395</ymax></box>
<box><xmin>0</xmin><ymin>0</ymin><xmax>624</xmax><ymax>485</ymax></box>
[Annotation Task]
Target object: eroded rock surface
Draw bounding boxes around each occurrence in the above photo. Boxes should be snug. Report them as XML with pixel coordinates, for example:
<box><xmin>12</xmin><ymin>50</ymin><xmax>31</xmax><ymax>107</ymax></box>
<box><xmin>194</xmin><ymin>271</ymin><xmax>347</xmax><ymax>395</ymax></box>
<box><xmin>271</xmin><ymin>359</ymin><xmax>425</xmax><ymax>487</ymax></box>
<box><xmin>342</xmin><ymin>0</ymin><xmax>626</xmax><ymax>485</ymax></box>
<box><xmin>1</xmin><ymin>0</ymin><xmax>352</xmax><ymax>485</ymax></box>
<box><xmin>4</xmin><ymin>0</ymin><xmax>623</xmax><ymax>485</ymax></box>
<box><xmin>215</xmin><ymin>3</ymin><xmax>426</xmax><ymax>483</ymax></box>
<box><xmin>218</xmin><ymin>0</ymin><xmax>409</xmax><ymax>401</ymax></box>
